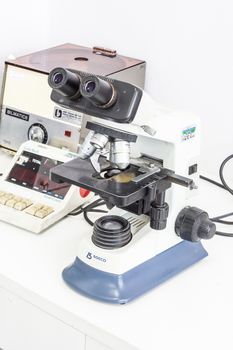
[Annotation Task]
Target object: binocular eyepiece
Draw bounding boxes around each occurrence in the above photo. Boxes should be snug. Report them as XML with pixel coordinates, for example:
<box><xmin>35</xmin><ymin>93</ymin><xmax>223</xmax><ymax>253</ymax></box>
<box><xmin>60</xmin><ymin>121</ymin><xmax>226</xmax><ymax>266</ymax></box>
<box><xmin>48</xmin><ymin>68</ymin><xmax>117</xmax><ymax>108</ymax></box>
<box><xmin>48</xmin><ymin>68</ymin><xmax>81</xmax><ymax>98</ymax></box>
<box><xmin>80</xmin><ymin>75</ymin><xmax>117</xmax><ymax>108</ymax></box>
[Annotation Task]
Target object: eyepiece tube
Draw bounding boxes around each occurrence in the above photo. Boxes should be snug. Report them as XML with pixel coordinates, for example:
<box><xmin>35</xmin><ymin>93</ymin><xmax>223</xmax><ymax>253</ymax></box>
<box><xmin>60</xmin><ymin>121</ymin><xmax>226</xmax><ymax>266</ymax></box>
<box><xmin>80</xmin><ymin>75</ymin><xmax>117</xmax><ymax>108</ymax></box>
<box><xmin>48</xmin><ymin>67</ymin><xmax>81</xmax><ymax>98</ymax></box>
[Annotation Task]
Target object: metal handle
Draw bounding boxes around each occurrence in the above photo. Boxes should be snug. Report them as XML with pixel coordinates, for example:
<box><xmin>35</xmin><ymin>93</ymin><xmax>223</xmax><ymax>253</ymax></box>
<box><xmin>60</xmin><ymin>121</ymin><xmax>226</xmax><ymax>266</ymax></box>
<box><xmin>92</xmin><ymin>46</ymin><xmax>117</xmax><ymax>58</ymax></box>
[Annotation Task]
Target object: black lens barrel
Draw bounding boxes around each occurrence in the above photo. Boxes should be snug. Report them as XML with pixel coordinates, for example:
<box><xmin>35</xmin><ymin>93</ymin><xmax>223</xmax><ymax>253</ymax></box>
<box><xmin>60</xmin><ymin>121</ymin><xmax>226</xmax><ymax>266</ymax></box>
<box><xmin>48</xmin><ymin>67</ymin><xmax>81</xmax><ymax>98</ymax></box>
<box><xmin>80</xmin><ymin>75</ymin><xmax>116</xmax><ymax>108</ymax></box>
<box><xmin>92</xmin><ymin>215</ymin><xmax>132</xmax><ymax>249</ymax></box>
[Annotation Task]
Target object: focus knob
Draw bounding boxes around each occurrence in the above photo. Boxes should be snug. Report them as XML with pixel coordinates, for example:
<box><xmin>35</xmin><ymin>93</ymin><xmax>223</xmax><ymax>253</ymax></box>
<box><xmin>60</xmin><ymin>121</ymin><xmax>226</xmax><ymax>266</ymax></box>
<box><xmin>175</xmin><ymin>206</ymin><xmax>216</xmax><ymax>242</ymax></box>
<box><xmin>28</xmin><ymin>123</ymin><xmax>48</xmax><ymax>144</ymax></box>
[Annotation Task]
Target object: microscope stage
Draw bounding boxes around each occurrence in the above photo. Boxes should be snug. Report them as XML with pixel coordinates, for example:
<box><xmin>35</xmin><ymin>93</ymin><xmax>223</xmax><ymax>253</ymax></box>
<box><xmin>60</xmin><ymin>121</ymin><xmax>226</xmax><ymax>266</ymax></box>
<box><xmin>51</xmin><ymin>157</ymin><xmax>168</xmax><ymax>207</ymax></box>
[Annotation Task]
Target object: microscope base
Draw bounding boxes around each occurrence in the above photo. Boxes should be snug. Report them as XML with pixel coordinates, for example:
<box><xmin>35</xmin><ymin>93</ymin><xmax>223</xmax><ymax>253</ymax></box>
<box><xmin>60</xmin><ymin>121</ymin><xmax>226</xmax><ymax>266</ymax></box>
<box><xmin>62</xmin><ymin>240</ymin><xmax>207</xmax><ymax>304</ymax></box>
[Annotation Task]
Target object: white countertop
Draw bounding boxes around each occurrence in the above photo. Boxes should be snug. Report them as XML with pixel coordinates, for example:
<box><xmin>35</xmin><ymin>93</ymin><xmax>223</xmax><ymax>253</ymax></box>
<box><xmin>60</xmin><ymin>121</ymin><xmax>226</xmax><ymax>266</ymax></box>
<box><xmin>0</xmin><ymin>149</ymin><xmax>233</xmax><ymax>350</ymax></box>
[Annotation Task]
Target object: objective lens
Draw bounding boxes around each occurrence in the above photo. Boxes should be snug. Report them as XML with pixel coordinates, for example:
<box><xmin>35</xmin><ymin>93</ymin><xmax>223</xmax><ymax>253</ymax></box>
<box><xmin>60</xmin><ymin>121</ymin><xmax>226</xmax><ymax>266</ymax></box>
<box><xmin>92</xmin><ymin>215</ymin><xmax>132</xmax><ymax>249</ymax></box>
<box><xmin>84</xmin><ymin>81</ymin><xmax>96</xmax><ymax>93</ymax></box>
<box><xmin>48</xmin><ymin>67</ymin><xmax>81</xmax><ymax>98</ymax></box>
<box><xmin>80</xmin><ymin>75</ymin><xmax>117</xmax><ymax>108</ymax></box>
<box><xmin>90</xmin><ymin>133</ymin><xmax>109</xmax><ymax>150</ymax></box>
<box><xmin>109</xmin><ymin>140</ymin><xmax>130</xmax><ymax>170</ymax></box>
<box><xmin>53</xmin><ymin>72</ymin><xmax>64</xmax><ymax>84</ymax></box>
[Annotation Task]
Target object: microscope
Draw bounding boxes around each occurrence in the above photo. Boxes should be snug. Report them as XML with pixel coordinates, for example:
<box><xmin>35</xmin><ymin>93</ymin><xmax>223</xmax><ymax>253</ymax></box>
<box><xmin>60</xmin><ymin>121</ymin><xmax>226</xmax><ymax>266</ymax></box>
<box><xmin>48</xmin><ymin>68</ymin><xmax>216</xmax><ymax>304</ymax></box>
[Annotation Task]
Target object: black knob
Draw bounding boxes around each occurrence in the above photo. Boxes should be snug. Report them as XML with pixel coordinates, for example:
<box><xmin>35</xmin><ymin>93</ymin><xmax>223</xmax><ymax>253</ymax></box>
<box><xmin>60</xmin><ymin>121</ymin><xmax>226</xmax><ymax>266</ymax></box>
<box><xmin>175</xmin><ymin>206</ymin><xmax>216</xmax><ymax>242</ymax></box>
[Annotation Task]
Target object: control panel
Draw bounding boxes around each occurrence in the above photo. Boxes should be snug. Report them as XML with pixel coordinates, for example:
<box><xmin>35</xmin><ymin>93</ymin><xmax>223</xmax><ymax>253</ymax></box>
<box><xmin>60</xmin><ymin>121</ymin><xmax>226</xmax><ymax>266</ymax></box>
<box><xmin>0</xmin><ymin>141</ymin><xmax>92</xmax><ymax>233</ymax></box>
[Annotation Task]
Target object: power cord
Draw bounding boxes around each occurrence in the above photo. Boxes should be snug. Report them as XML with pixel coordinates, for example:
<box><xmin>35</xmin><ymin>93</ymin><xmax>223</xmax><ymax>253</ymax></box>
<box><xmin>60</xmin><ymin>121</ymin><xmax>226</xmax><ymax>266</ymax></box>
<box><xmin>69</xmin><ymin>197</ymin><xmax>108</xmax><ymax>226</ymax></box>
<box><xmin>200</xmin><ymin>154</ymin><xmax>233</xmax><ymax>237</ymax></box>
<box><xmin>212</xmin><ymin>212</ymin><xmax>233</xmax><ymax>237</ymax></box>
<box><xmin>199</xmin><ymin>175</ymin><xmax>225</xmax><ymax>190</ymax></box>
<box><xmin>219</xmin><ymin>154</ymin><xmax>233</xmax><ymax>196</ymax></box>
<box><xmin>211</xmin><ymin>212</ymin><xmax>233</xmax><ymax>225</ymax></box>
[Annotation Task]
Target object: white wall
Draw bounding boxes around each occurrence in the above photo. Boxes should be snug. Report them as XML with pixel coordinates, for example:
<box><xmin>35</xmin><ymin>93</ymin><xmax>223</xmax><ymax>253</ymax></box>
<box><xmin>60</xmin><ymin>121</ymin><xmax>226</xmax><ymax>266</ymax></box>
<box><xmin>0</xmin><ymin>0</ymin><xmax>50</xmax><ymax>77</ymax></box>
<box><xmin>1</xmin><ymin>0</ymin><xmax>233</xmax><ymax>180</ymax></box>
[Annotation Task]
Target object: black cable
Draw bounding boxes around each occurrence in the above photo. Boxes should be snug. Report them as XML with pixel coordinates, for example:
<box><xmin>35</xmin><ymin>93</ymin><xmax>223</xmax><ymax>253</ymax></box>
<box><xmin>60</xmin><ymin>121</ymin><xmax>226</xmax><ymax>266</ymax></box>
<box><xmin>87</xmin><ymin>209</ymin><xmax>108</xmax><ymax>214</ymax></box>
<box><xmin>83</xmin><ymin>203</ymin><xmax>108</xmax><ymax>226</ymax></box>
<box><xmin>74</xmin><ymin>198</ymin><xmax>104</xmax><ymax>212</ymax></box>
<box><xmin>211</xmin><ymin>212</ymin><xmax>233</xmax><ymax>220</ymax></box>
<box><xmin>68</xmin><ymin>197</ymin><xmax>108</xmax><ymax>226</ymax></box>
<box><xmin>69</xmin><ymin>200</ymin><xmax>98</xmax><ymax>215</ymax></box>
<box><xmin>211</xmin><ymin>211</ymin><xmax>233</xmax><ymax>225</ymax></box>
<box><xmin>215</xmin><ymin>231</ymin><xmax>233</xmax><ymax>237</ymax></box>
<box><xmin>212</xmin><ymin>219</ymin><xmax>233</xmax><ymax>225</ymax></box>
<box><xmin>200</xmin><ymin>155</ymin><xmax>233</xmax><ymax>194</ymax></box>
<box><xmin>68</xmin><ymin>205</ymin><xmax>84</xmax><ymax>216</ymax></box>
<box><xmin>69</xmin><ymin>198</ymin><xmax>106</xmax><ymax>216</ymax></box>
<box><xmin>219</xmin><ymin>154</ymin><xmax>233</xmax><ymax>196</ymax></box>
<box><xmin>83</xmin><ymin>211</ymin><xmax>94</xmax><ymax>226</ymax></box>
<box><xmin>199</xmin><ymin>175</ymin><xmax>225</xmax><ymax>190</ymax></box>
<box><xmin>83</xmin><ymin>209</ymin><xmax>108</xmax><ymax>226</ymax></box>
<box><xmin>200</xmin><ymin>155</ymin><xmax>233</xmax><ymax>237</ymax></box>
<box><xmin>69</xmin><ymin>206</ymin><xmax>107</xmax><ymax>217</ymax></box>
<box><xmin>211</xmin><ymin>209</ymin><xmax>233</xmax><ymax>235</ymax></box>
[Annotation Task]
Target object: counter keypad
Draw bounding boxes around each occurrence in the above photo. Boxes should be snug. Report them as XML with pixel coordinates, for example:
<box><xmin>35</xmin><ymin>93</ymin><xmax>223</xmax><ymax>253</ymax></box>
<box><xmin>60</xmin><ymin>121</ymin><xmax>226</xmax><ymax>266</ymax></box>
<box><xmin>0</xmin><ymin>190</ymin><xmax>54</xmax><ymax>218</ymax></box>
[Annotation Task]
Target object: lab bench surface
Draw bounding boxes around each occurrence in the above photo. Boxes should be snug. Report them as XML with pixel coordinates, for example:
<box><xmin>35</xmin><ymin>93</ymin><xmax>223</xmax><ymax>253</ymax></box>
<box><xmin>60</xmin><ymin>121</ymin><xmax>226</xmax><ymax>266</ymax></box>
<box><xmin>0</xmin><ymin>149</ymin><xmax>233</xmax><ymax>350</ymax></box>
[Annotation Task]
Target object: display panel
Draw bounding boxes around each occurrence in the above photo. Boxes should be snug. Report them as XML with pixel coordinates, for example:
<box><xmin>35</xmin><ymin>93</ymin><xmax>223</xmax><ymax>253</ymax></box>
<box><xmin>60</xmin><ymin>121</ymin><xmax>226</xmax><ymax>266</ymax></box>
<box><xmin>6</xmin><ymin>151</ymin><xmax>70</xmax><ymax>199</ymax></box>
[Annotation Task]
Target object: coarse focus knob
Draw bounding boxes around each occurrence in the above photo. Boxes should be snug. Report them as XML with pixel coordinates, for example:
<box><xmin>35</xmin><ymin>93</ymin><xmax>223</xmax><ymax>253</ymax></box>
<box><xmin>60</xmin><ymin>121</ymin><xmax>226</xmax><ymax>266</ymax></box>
<box><xmin>175</xmin><ymin>206</ymin><xmax>216</xmax><ymax>242</ymax></box>
<box><xmin>28</xmin><ymin>123</ymin><xmax>48</xmax><ymax>144</ymax></box>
